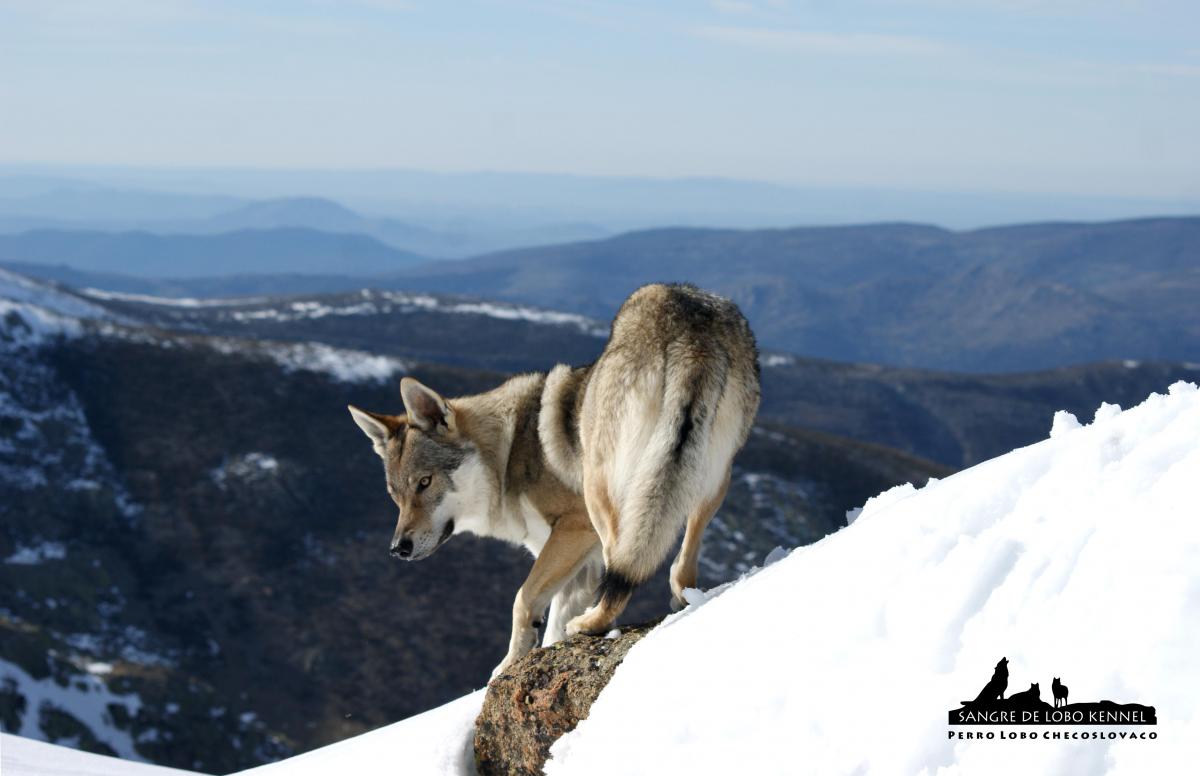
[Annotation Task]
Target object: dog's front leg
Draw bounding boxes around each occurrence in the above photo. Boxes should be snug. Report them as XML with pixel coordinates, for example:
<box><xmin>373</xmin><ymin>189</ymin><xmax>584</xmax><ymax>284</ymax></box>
<box><xmin>490</xmin><ymin>513</ymin><xmax>598</xmax><ymax>680</ymax></box>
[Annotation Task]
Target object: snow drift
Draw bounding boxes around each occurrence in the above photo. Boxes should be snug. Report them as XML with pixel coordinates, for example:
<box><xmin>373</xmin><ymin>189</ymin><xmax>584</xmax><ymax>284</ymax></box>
<box><xmin>6</xmin><ymin>383</ymin><xmax>1198</xmax><ymax>776</ymax></box>
<box><xmin>547</xmin><ymin>382</ymin><xmax>1200</xmax><ymax>775</ymax></box>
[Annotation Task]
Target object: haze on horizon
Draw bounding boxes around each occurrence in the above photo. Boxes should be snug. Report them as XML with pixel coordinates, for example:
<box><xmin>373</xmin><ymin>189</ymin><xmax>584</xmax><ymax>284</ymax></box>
<box><xmin>3</xmin><ymin>0</ymin><xmax>1199</xmax><ymax>206</ymax></box>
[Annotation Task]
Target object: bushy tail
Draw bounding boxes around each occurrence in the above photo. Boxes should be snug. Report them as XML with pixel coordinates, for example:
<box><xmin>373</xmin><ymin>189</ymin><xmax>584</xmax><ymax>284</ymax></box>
<box><xmin>596</xmin><ymin>348</ymin><xmax>735</xmax><ymax>608</ymax></box>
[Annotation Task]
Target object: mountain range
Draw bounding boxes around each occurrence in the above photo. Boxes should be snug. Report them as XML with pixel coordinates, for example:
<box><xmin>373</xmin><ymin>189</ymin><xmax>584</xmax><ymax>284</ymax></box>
<box><xmin>6</xmin><ymin>215</ymin><xmax>1193</xmax><ymax>373</ymax></box>
<box><xmin>0</xmin><ymin>228</ymin><xmax>425</xmax><ymax>277</ymax></box>
<box><xmin>0</xmin><ymin>188</ymin><xmax>608</xmax><ymax>259</ymax></box>
<box><xmin>6</xmin><ymin>166</ymin><xmax>1199</xmax><ymax>230</ymax></box>
<box><xmin>389</xmin><ymin>217</ymin><xmax>1200</xmax><ymax>371</ymax></box>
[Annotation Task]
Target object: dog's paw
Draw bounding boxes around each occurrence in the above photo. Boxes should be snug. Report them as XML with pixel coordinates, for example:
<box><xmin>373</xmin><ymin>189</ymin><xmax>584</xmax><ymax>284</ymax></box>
<box><xmin>670</xmin><ymin>593</ymin><xmax>687</xmax><ymax>612</ymax></box>
<box><xmin>566</xmin><ymin>607</ymin><xmax>611</xmax><ymax>637</ymax></box>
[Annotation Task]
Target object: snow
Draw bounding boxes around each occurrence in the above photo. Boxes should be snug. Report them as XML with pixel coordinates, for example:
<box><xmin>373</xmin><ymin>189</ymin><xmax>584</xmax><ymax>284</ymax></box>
<box><xmin>0</xmin><ymin>299</ymin><xmax>84</xmax><ymax>344</ymax></box>
<box><xmin>253</xmin><ymin>341</ymin><xmax>406</xmax><ymax>383</ymax></box>
<box><xmin>85</xmin><ymin>318</ymin><xmax>407</xmax><ymax>384</ymax></box>
<box><xmin>1</xmin><ymin>733</ymin><xmax>202</xmax><ymax>776</ymax></box>
<box><xmin>3</xmin><ymin>687</ymin><xmax>482</xmax><ymax>776</ymax></box>
<box><xmin>1049</xmin><ymin>409</ymin><xmax>1082</xmax><ymax>438</ymax></box>
<box><xmin>0</xmin><ymin>270</ymin><xmax>124</xmax><ymax>345</ymax></box>
<box><xmin>232</xmin><ymin>689</ymin><xmax>485</xmax><ymax>776</ymax></box>
<box><xmin>0</xmin><ymin>658</ymin><xmax>145</xmax><ymax>761</ymax></box>
<box><xmin>3</xmin><ymin>271</ymin><xmax>406</xmax><ymax>385</ymax></box>
<box><xmin>2</xmin><ymin>686</ymin><xmax>482</xmax><ymax>776</ymax></box>
<box><xmin>211</xmin><ymin>453</ymin><xmax>281</xmax><ymax>488</ymax></box>
<box><xmin>86</xmin><ymin>284</ymin><xmax>609</xmax><ymax>336</ymax></box>
<box><xmin>4</xmin><ymin>541</ymin><xmax>67</xmax><ymax>565</ymax></box>
<box><xmin>81</xmin><ymin>288</ymin><xmax>269</xmax><ymax>308</ymax></box>
<box><xmin>0</xmin><ymin>269</ymin><xmax>115</xmax><ymax>321</ymax></box>
<box><xmin>759</xmin><ymin>352</ymin><xmax>796</xmax><ymax>368</ymax></box>
<box><xmin>545</xmin><ymin>381</ymin><xmax>1200</xmax><ymax>775</ymax></box>
<box><xmin>216</xmin><ymin>289</ymin><xmax>609</xmax><ymax>337</ymax></box>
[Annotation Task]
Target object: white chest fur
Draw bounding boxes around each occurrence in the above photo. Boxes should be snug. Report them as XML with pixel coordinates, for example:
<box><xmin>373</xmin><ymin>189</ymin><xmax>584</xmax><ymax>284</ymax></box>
<box><xmin>443</xmin><ymin>453</ymin><xmax>552</xmax><ymax>557</ymax></box>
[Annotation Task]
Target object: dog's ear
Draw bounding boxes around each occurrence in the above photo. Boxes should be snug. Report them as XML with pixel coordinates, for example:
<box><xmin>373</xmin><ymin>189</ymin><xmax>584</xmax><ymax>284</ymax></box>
<box><xmin>400</xmin><ymin>377</ymin><xmax>455</xmax><ymax>433</ymax></box>
<box><xmin>348</xmin><ymin>405</ymin><xmax>405</xmax><ymax>456</ymax></box>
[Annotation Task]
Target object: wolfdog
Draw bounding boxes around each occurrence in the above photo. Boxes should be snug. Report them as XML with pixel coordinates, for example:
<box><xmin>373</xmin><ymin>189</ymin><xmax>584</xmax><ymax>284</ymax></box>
<box><xmin>348</xmin><ymin>283</ymin><xmax>760</xmax><ymax>676</ymax></box>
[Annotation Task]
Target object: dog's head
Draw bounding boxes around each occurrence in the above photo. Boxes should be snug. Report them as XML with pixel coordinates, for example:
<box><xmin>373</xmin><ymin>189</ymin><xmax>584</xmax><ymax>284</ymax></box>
<box><xmin>348</xmin><ymin>377</ymin><xmax>480</xmax><ymax>561</ymax></box>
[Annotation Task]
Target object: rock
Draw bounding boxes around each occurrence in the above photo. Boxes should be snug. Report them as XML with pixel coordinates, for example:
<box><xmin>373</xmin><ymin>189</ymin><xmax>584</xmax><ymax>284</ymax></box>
<box><xmin>474</xmin><ymin>621</ymin><xmax>660</xmax><ymax>776</ymax></box>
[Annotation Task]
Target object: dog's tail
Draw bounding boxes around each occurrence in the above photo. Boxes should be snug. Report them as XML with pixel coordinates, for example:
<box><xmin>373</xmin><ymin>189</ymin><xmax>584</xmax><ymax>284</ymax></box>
<box><xmin>539</xmin><ymin>364</ymin><xmax>588</xmax><ymax>491</ymax></box>
<box><xmin>593</xmin><ymin>340</ymin><xmax>748</xmax><ymax>610</ymax></box>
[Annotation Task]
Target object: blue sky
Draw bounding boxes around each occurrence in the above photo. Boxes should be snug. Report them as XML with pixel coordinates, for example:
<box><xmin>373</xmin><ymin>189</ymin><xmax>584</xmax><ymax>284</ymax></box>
<box><xmin>2</xmin><ymin>0</ymin><xmax>1198</xmax><ymax>198</ymax></box>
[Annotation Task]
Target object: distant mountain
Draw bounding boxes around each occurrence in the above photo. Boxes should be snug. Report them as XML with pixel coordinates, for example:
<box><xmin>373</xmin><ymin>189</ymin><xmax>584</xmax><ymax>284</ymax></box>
<box><xmin>191</xmin><ymin>196</ymin><xmax>609</xmax><ymax>258</ymax></box>
<box><xmin>8</xmin><ymin>165</ymin><xmax>1200</xmax><ymax>230</ymax></box>
<box><xmin>0</xmin><ymin>228</ymin><xmax>427</xmax><ymax>278</ymax></box>
<box><xmin>0</xmin><ymin>261</ymin><xmax>371</xmax><ymax>299</ymax></box>
<box><xmin>0</xmin><ymin>181</ymin><xmax>611</xmax><ymax>259</ymax></box>
<box><xmin>389</xmin><ymin>217</ymin><xmax>1200</xmax><ymax>372</ymax></box>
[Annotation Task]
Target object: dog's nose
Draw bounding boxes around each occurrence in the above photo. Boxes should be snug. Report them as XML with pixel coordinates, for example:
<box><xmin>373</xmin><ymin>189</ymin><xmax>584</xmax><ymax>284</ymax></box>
<box><xmin>391</xmin><ymin>538</ymin><xmax>414</xmax><ymax>558</ymax></box>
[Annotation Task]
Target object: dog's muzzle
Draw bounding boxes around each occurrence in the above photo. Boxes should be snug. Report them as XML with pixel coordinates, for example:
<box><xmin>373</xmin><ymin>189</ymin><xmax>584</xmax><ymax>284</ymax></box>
<box><xmin>389</xmin><ymin>520</ymin><xmax>454</xmax><ymax>561</ymax></box>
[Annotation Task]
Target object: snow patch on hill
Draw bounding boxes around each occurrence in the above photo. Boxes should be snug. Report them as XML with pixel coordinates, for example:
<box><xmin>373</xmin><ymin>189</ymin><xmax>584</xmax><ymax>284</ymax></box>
<box><xmin>2</xmin><ymin>272</ymin><xmax>408</xmax><ymax>384</ymax></box>
<box><xmin>85</xmin><ymin>320</ymin><xmax>409</xmax><ymax>384</ymax></box>
<box><xmin>4</xmin><ymin>540</ymin><xmax>67</xmax><ymax>565</ymax></box>
<box><xmin>0</xmin><ymin>314</ymin><xmax>142</xmax><ymax>515</ymax></box>
<box><xmin>82</xmin><ymin>288</ymin><xmax>270</xmax><ymax>308</ymax></box>
<box><xmin>223</xmin><ymin>290</ymin><xmax>609</xmax><ymax>336</ymax></box>
<box><xmin>82</xmin><ymin>286</ymin><xmax>609</xmax><ymax>337</ymax></box>
<box><xmin>1</xmin><ymin>269</ymin><xmax>116</xmax><ymax>321</ymax></box>
<box><xmin>0</xmin><ymin>658</ymin><xmax>145</xmax><ymax>761</ymax></box>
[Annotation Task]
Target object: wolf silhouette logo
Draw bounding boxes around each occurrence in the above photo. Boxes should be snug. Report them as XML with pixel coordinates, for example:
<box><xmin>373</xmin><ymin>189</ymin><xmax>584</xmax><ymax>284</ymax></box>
<box><xmin>1053</xmin><ymin>677</ymin><xmax>1069</xmax><ymax>708</ymax></box>
<box><xmin>962</xmin><ymin>656</ymin><xmax>1008</xmax><ymax>706</ymax></box>
<box><xmin>949</xmin><ymin>657</ymin><xmax>1156</xmax><ymax>726</ymax></box>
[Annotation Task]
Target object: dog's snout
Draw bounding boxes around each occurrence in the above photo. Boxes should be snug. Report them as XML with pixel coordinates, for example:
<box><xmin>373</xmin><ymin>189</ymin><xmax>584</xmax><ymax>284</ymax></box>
<box><xmin>390</xmin><ymin>537</ymin><xmax>414</xmax><ymax>558</ymax></box>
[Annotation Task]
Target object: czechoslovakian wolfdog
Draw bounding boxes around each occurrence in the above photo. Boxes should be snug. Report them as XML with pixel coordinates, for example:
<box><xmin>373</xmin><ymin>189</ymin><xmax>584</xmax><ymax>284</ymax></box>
<box><xmin>348</xmin><ymin>284</ymin><xmax>760</xmax><ymax>676</ymax></box>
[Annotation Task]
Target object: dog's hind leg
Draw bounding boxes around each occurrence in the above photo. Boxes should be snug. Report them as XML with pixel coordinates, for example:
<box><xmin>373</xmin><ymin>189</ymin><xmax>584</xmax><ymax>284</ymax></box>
<box><xmin>543</xmin><ymin>549</ymin><xmax>603</xmax><ymax>646</ymax></box>
<box><xmin>669</xmin><ymin>467</ymin><xmax>730</xmax><ymax>610</ymax></box>
<box><xmin>566</xmin><ymin>474</ymin><xmax>636</xmax><ymax>636</ymax></box>
<box><xmin>492</xmin><ymin>512</ymin><xmax>597</xmax><ymax>680</ymax></box>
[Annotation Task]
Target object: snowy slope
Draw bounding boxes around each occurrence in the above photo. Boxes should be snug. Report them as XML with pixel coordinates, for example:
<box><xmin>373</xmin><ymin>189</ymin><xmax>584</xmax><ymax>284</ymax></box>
<box><xmin>1</xmin><ymin>691</ymin><xmax>480</xmax><ymax>776</ymax></box>
<box><xmin>1</xmin><ymin>733</ymin><xmax>202</xmax><ymax>776</ymax></box>
<box><xmin>547</xmin><ymin>382</ymin><xmax>1200</xmax><ymax>775</ymax></box>
<box><xmin>234</xmin><ymin>690</ymin><xmax>484</xmax><ymax>776</ymax></box>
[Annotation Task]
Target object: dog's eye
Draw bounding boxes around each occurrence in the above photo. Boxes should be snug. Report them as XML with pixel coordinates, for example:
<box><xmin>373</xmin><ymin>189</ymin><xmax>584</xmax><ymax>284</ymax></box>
<box><xmin>417</xmin><ymin>475</ymin><xmax>432</xmax><ymax>492</ymax></box>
